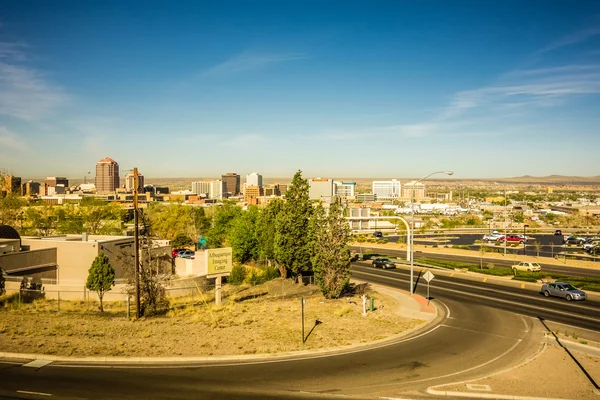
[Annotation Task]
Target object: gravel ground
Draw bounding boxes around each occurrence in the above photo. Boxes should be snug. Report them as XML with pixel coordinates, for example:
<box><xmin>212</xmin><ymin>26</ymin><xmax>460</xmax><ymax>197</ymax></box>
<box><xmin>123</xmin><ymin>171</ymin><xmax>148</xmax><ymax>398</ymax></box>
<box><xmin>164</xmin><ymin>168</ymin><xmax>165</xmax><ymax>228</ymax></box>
<box><xmin>0</xmin><ymin>279</ymin><xmax>424</xmax><ymax>357</ymax></box>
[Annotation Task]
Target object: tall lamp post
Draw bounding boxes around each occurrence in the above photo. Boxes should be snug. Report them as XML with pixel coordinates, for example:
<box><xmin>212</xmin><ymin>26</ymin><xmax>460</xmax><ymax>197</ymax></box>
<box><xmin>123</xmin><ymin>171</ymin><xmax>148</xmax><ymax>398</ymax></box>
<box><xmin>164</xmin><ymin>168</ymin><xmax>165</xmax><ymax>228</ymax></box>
<box><xmin>523</xmin><ymin>224</ymin><xmax>529</xmax><ymax>256</ymax></box>
<box><xmin>410</xmin><ymin>170</ymin><xmax>453</xmax><ymax>295</ymax></box>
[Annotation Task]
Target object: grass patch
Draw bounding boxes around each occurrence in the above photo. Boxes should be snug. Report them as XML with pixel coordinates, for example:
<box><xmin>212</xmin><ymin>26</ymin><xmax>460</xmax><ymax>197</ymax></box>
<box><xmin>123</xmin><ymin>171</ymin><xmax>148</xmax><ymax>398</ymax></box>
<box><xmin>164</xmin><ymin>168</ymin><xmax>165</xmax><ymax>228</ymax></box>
<box><xmin>415</xmin><ymin>258</ymin><xmax>513</xmax><ymax>276</ymax></box>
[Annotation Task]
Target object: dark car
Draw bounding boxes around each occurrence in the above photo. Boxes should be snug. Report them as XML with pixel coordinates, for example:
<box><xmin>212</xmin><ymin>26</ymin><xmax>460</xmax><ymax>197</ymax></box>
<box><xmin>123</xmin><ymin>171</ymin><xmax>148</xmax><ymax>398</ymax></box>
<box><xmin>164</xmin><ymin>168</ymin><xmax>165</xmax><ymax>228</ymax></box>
<box><xmin>563</xmin><ymin>235</ymin><xmax>586</xmax><ymax>245</ymax></box>
<box><xmin>372</xmin><ymin>258</ymin><xmax>395</xmax><ymax>269</ymax></box>
<box><xmin>373</xmin><ymin>231</ymin><xmax>383</xmax><ymax>238</ymax></box>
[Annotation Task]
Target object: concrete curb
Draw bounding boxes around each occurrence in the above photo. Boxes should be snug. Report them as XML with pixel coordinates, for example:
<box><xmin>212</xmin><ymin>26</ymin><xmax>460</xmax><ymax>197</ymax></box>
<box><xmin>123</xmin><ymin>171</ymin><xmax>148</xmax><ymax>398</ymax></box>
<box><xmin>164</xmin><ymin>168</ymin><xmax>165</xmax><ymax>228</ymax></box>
<box><xmin>0</xmin><ymin>287</ymin><xmax>441</xmax><ymax>366</ymax></box>
<box><xmin>425</xmin><ymin>388</ymin><xmax>572</xmax><ymax>400</ymax></box>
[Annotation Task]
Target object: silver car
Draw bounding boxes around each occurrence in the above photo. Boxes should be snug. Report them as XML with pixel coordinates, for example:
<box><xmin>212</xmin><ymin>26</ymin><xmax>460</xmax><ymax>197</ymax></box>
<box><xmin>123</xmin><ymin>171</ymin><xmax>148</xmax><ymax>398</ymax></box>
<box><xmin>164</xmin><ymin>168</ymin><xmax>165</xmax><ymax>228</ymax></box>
<box><xmin>541</xmin><ymin>282</ymin><xmax>587</xmax><ymax>301</ymax></box>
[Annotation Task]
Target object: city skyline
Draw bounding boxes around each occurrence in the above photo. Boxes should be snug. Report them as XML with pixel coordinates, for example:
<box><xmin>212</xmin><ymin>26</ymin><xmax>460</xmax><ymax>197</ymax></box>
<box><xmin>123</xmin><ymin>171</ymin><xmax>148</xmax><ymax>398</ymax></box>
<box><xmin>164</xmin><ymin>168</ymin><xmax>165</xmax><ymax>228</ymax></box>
<box><xmin>1</xmin><ymin>1</ymin><xmax>599</xmax><ymax>178</ymax></box>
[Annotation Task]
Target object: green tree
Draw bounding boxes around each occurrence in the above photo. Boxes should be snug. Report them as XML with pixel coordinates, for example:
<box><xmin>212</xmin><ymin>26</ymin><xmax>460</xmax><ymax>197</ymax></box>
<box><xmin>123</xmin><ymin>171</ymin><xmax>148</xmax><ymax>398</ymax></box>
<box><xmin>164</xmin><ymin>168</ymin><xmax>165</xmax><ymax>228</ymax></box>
<box><xmin>170</xmin><ymin>233</ymin><xmax>194</xmax><ymax>249</ymax></box>
<box><xmin>274</xmin><ymin>170</ymin><xmax>313</xmax><ymax>280</ymax></box>
<box><xmin>23</xmin><ymin>205</ymin><xmax>58</xmax><ymax>236</ymax></box>
<box><xmin>206</xmin><ymin>203</ymin><xmax>242</xmax><ymax>248</ymax></box>
<box><xmin>0</xmin><ymin>195</ymin><xmax>24</xmax><ymax>227</ymax></box>
<box><xmin>80</xmin><ymin>202</ymin><xmax>124</xmax><ymax>235</ymax></box>
<box><xmin>230</xmin><ymin>206</ymin><xmax>259</xmax><ymax>263</ymax></box>
<box><xmin>256</xmin><ymin>198</ymin><xmax>284</xmax><ymax>263</ymax></box>
<box><xmin>85</xmin><ymin>251</ymin><xmax>115</xmax><ymax>312</ymax></box>
<box><xmin>311</xmin><ymin>199</ymin><xmax>351</xmax><ymax>299</ymax></box>
<box><xmin>55</xmin><ymin>205</ymin><xmax>85</xmax><ymax>234</ymax></box>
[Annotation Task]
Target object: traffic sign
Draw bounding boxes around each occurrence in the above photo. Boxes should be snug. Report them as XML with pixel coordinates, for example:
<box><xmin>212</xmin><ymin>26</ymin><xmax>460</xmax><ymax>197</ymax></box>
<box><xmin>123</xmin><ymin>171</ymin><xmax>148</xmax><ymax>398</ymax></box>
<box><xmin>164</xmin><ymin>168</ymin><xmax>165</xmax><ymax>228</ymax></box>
<box><xmin>423</xmin><ymin>270</ymin><xmax>435</xmax><ymax>283</ymax></box>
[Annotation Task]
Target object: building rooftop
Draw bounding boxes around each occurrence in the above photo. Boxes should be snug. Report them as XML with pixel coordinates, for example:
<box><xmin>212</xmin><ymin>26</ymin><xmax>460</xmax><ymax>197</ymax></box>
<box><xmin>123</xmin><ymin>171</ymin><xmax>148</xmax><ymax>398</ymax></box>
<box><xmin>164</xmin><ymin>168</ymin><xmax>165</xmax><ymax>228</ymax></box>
<box><xmin>98</xmin><ymin>157</ymin><xmax>118</xmax><ymax>163</ymax></box>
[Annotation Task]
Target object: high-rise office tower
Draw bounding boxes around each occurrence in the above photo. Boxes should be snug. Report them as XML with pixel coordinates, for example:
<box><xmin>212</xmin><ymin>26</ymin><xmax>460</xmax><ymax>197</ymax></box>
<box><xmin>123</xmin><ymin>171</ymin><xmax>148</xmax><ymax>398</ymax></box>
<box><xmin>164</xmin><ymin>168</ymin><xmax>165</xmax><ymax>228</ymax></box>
<box><xmin>246</xmin><ymin>172</ymin><xmax>263</xmax><ymax>188</ymax></box>
<box><xmin>221</xmin><ymin>173</ymin><xmax>240</xmax><ymax>196</ymax></box>
<box><xmin>95</xmin><ymin>157</ymin><xmax>120</xmax><ymax>193</ymax></box>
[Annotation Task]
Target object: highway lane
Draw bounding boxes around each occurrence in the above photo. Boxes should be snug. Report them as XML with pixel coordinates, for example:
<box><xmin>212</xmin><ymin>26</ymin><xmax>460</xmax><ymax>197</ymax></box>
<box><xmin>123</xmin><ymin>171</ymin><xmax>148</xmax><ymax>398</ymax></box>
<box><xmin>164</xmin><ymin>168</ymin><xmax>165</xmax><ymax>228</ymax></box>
<box><xmin>352</xmin><ymin>262</ymin><xmax>600</xmax><ymax>331</ymax></box>
<box><xmin>351</xmin><ymin>245</ymin><xmax>600</xmax><ymax>278</ymax></box>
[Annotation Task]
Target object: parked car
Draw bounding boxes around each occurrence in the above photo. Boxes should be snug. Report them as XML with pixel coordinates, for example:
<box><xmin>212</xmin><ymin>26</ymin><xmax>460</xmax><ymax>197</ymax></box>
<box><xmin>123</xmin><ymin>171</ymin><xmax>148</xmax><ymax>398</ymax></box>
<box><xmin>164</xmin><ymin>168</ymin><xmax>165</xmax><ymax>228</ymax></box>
<box><xmin>583</xmin><ymin>241</ymin><xmax>599</xmax><ymax>252</ymax></box>
<box><xmin>563</xmin><ymin>235</ymin><xmax>586</xmax><ymax>245</ymax></box>
<box><xmin>588</xmin><ymin>246</ymin><xmax>600</xmax><ymax>256</ymax></box>
<box><xmin>372</xmin><ymin>258</ymin><xmax>396</xmax><ymax>269</ymax></box>
<box><xmin>172</xmin><ymin>248</ymin><xmax>187</xmax><ymax>258</ymax></box>
<box><xmin>373</xmin><ymin>231</ymin><xmax>383</xmax><ymax>238</ymax></box>
<box><xmin>483</xmin><ymin>231</ymin><xmax>503</xmax><ymax>241</ymax></box>
<box><xmin>177</xmin><ymin>249</ymin><xmax>195</xmax><ymax>259</ymax></box>
<box><xmin>554</xmin><ymin>230</ymin><xmax>563</xmax><ymax>236</ymax></box>
<box><xmin>511</xmin><ymin>262</ymin><xmax>541</xmax><ymax>272</ymax></box>
<box><xmin>541</xmin><ymin>282</ymin><xmax>587</xmax><ymax>301</ymax></box>
<box><xmin>498</xmin><ymin>234</ymin><xmax>526</xmax><ymax>244</ymax></box>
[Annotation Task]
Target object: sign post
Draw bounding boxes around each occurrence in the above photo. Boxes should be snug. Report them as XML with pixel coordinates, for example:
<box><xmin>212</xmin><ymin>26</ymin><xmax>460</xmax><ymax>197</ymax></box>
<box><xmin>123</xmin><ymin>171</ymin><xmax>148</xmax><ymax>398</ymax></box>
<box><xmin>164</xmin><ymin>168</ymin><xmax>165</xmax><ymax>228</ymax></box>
<box><xmin>206</xmin><ymin>248</ymin><xmax>233</xmax><ymax>306</ymax></box>
<box><xmin>423</xmin><ymin>270</ymin><xmax>435</xmax><ymax>304</ymax></box>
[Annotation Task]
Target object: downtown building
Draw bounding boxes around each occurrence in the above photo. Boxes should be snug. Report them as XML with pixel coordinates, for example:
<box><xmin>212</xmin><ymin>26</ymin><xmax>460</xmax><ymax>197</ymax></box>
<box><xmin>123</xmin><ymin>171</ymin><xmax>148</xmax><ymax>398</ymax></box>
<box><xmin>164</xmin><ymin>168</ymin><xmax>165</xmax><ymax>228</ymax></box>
<box><xmin>125</xmin><ymin>170</ymin><xmax>145</xmax><ymax>193</ymax></box>
<box><xmin>95</xmin><ymin>157</ymin><xmax>120</xmax><ymax>193</ymax></box>
<box><xmin>334</xmin><ymin>181</ymin><xmax>356</xmax><ymax>198</ymax></box>
<box><xmin>402</xmin><ymin>181</ymin><xmax>426</xmax><ymax>200</ymax></box>
<box><xmin>246</xmin><ymin>172</ymin><xmax>263</xmax><ymax>188</ymax></box>
<box><xmin>372</xmin><ymin>179</ymin><xmax>401</xmax><ymax>200</ymax></box>
<box><xmin>44</xmin><ymin>177</ymin><xmax>69</xmax><ymax>195</ymax></box>
<box><xmin>308</xmin><ymin>178</ymin><xmax>334</xmax><ymax>201</ymax></box>
<box><xmin>221</xmin><ymin>173</ymin><xmax>240</xmax><ymax>196</ymax></box>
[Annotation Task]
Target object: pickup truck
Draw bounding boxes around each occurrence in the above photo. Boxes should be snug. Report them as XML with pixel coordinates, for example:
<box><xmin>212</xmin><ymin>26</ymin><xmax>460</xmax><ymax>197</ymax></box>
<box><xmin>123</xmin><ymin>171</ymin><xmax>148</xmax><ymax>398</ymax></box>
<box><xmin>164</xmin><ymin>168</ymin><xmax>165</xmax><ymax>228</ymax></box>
<box><xmin>498</xmin><ymin>234</ymin><xmax>527</xmax><ymax>244</ymax></box>
<box><xmin>512</xmin><ymin>262</ymin><xmax>542</xmax><ymax>272</ymax></box>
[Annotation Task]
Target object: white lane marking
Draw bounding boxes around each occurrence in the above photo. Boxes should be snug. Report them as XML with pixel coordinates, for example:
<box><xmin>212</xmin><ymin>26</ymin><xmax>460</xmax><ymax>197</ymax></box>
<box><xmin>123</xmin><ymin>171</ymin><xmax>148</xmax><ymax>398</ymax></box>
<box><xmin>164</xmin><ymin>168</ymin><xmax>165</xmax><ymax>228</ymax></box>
<box><xmin>440</xmin><ymin>299</ymin><xmax>451</xmax><ymax>319</ymax></box>
<box><xmin>440</xmin><ymin>324</ymin><xmax>523</xmax><ymax>341</ymax></box>
<box><xmin>23</xmin><ymin>359</ymin><xmax>53</xmax><ymax>369</ymax></box>
<box><xmin>16</xmin><ymin>390</ymin><xmax>53</xmax><ymax>397</ymax></box>
<box><xmin>520</xmin><ymin>315</ymin><xmax>530</xmax><ymax>333</ymax></box>
<box><xmin>353</xmin><ymin>269</ymin><xmax>600</xmax><ymax>324</ymax></box>
<box><xmin>54</xmin><ymin>325</ymin><xmax>444</xmax><ymax>369</ymax></box>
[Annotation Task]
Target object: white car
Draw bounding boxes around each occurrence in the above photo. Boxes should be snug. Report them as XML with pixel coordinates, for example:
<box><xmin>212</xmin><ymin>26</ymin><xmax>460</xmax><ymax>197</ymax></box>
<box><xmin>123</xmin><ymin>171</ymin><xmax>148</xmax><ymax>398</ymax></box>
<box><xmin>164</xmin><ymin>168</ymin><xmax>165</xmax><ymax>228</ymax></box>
<box><xmin>483</xmin><ymin>231</ymin><xmax>504</xmax><ymax>242</ymax></box>
<box><xmin>512</xmin><ymin>262</ymin><xmax>542</xmax><ymax>272</ymax></box>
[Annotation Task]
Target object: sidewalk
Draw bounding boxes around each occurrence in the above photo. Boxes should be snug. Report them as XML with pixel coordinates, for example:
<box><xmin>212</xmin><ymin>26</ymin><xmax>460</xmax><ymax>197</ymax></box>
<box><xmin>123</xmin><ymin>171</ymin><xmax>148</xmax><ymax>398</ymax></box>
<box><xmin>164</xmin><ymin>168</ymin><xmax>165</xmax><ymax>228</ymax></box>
<box><xmin>427</xmin><ymin>317</ymin><xmax>600</xmax><ymax>399</ymax></box>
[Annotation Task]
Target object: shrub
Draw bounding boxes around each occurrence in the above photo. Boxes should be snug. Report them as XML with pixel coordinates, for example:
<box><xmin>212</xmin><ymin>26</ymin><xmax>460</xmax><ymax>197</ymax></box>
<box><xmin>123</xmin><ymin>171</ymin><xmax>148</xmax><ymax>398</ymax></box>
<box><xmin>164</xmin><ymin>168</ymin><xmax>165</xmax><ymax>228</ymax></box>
<box><xmin>261</xmin><ymin>264</ymin><xmax>280</xmax><ymax>281</ymax></box>
<box><xmin>228</xmin><ymin>264</ymin><xmax>247</xmax><ymax>285</ymax></box>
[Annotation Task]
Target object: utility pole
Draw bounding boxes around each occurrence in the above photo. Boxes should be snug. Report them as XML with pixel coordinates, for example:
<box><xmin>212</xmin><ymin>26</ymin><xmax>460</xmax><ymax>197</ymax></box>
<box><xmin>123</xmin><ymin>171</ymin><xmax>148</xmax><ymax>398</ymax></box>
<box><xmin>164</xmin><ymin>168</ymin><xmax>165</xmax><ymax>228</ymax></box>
<box><xmin>133</xmin><ymin>168</ymin><xmax>141</xmax><ymax>319</ymax></box>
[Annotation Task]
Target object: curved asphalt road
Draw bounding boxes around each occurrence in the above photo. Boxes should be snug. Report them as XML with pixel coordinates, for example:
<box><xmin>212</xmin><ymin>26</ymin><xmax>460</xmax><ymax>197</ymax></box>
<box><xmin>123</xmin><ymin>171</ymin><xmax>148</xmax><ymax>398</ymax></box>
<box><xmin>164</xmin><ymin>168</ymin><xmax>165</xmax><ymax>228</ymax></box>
<box><xmin>3</xmin><ymin>259</ymin><xmax>584</xmax><ymax>400</ymax></box>
<box><xmin>0</xmin><ymin>297</ymin><xmax>536</xmax><ymax>400</ymax></box>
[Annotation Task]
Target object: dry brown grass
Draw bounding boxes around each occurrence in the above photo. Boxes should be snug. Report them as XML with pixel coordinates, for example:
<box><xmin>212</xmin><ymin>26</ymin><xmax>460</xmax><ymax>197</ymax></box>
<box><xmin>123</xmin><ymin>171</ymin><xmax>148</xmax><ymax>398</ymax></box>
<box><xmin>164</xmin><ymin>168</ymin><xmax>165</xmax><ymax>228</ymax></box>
<box><xmin>0</xmin><ymin>279</ymin><xmax>422</xmax><ymax>357</ymax></box>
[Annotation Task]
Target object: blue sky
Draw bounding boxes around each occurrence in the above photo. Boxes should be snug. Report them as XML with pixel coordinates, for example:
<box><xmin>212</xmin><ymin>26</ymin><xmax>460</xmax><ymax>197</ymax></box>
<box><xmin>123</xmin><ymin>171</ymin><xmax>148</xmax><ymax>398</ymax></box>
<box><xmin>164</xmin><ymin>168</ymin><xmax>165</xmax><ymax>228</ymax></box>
<box><xmin>1</xmin><ymin>1</ymin><xmax>599</xmax><ymax>179</ymax></box>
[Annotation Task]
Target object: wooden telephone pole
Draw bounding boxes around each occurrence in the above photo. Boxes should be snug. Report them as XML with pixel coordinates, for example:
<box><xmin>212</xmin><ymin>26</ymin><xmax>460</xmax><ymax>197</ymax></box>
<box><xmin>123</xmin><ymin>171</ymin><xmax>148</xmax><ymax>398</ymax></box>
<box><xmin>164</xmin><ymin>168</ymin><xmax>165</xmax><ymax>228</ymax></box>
<box><xmin>133</xmin><ymin>168</ymin><xmax>141</xmax><ymax>319</ymax></box>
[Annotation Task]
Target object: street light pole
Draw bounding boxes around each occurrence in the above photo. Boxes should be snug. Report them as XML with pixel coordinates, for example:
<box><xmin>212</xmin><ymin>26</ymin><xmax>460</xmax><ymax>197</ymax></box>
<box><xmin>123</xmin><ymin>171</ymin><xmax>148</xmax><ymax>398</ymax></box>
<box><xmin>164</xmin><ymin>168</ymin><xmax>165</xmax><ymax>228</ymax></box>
<box><xmin>409</xmin><ymin>170</ymin><xmax>453</xmax><ymax>295</ymax></box>
<box><xmin>504</xmin><ymin>189</ymin><xmax>507</xmax><ymax>257</ymax></box>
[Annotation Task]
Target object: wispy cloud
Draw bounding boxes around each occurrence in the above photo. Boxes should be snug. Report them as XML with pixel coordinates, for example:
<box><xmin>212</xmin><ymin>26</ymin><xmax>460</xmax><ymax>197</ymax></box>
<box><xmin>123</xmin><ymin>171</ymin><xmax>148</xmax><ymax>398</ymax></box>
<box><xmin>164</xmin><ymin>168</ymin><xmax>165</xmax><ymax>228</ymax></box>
<box><xmin>0</xmin><ymin>41</ymin><xmax>28</xmax><ymax>60</ymax></box>
<box><xmin>202</xmin><ymin>51</ymin><xmax>307</xmax><ymax>77</ymax></box>
<box><xmin>535</xmin><ymin>27</ymin><xmax>600</xmax><ymax>55</ymax></box>
<box><xmin>437</xmin><ymin>66</ymin><xmax>600</xmax><ymax>121</ymax></box>
<box><xmin>0</xmin><ymin>40</ymin><xmax>68</xmax><ymax>120</ymax></box>
<box><xmin>0</xmin><ymin>126</ymin><xmax>27</xmax><ymax>151</ymax></box>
